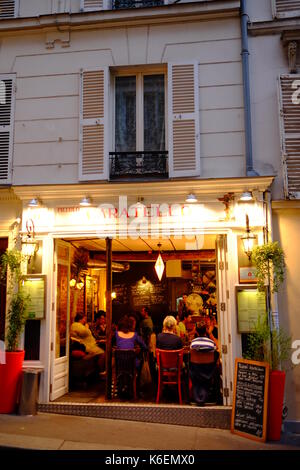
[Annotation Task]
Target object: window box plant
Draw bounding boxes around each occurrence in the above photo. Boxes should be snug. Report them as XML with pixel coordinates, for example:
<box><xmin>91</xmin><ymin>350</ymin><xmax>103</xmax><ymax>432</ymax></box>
<box><xmin>0</xmin><ymin>249</ymin><xmax>30</xmax><ymax>414</ymax></box>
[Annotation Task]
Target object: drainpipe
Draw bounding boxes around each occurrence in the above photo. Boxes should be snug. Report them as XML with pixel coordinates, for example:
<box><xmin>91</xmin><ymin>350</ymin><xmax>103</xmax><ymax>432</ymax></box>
<box><xmin>241</xmin><ymin>0</ymin><xmax>259</xmax><ymax>176</ymax></box>
<box><xmin>263</xmin><ymin>190</ymin><xmax>280</xmax><ymax>332</ymax></box>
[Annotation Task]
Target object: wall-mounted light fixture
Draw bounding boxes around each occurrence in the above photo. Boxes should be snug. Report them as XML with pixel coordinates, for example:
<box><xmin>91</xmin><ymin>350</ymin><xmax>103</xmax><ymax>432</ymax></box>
<box><xmin>80</xmin><ymin>196</ymin><xmax>92</xmax><ymax>207</ymax></box>
<box><xmin>21</xmin><ymin>219</ymin><xmax>39</xmax><ymax>261</ymax></box>
<box><xmin>28</xmin><ymin>198</ymin><xmax>41</xmax><ymax>208</ymax></box>
<box><xmin>239</xmin><ymin>191</ymin><xmax>253</xmax><ymax>202</ymax></box>
<box><xmin>241</xmin><ymin>214</ymin><xmax>257</xmax><ymax>260</ymax></box>
<box><xmin>186</xmin><ymin>193</ymin><xmax>198</xmax><ymax>203</ymax></box>
<box><xmin>155</xmin><ymin>243</ymin><xmax>165</xmax><ymax>281</ymax></box>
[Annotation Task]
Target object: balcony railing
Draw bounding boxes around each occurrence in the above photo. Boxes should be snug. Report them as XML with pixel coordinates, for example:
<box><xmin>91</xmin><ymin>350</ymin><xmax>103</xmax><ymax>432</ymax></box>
<box><xmin>109</xmin><ymin>151</ymin><xmax>168</xmax><ymax>179</ymax></box>
<box><xmin>112</xmin><ymin>0</ymin><xmax>164</xmax><ymax>10</ymax></box>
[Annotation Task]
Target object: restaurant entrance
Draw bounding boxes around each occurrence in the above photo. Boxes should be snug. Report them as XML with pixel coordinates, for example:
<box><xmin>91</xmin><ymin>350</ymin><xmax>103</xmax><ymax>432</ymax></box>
<box><xmin>49</xmin><ymin>233</ymin><xmax>232</xmax><ymax>406</ymax></box>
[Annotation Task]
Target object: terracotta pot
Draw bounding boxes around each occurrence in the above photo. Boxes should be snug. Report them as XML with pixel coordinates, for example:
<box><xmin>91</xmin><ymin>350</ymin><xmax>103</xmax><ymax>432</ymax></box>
<box><xmin>0</xmin><ymin>350</ymin><xmax>24</xmax><ymax>414</ymax></box>
<box><xmin>267</xmin><ymin>370</ymin><xmax>286</xmax><ymax>441</ymax></box>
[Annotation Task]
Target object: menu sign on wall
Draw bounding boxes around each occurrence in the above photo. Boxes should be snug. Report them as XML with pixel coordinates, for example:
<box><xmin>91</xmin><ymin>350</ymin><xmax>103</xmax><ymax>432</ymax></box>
<box><xmin>231</xmin><ymin>358</ymin><xmax>269</xmax><ymax>442</ymax></box>
<box><xmin>236</xmin><ymin>287</ymin><xmax>267</xmax><ymax>333</ymax></box>
<box><xmin>21</xmin><ymin>275</ymin><xmax>46</xmax><ymax>320</ymax></box>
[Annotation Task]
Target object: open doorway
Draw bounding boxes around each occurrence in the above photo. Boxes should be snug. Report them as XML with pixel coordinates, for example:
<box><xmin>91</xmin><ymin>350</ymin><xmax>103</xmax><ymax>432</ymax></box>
<box><xmin>50</xmin><ymin>234</ymin><xmax>224</xmax><ymax>406</ymax></box>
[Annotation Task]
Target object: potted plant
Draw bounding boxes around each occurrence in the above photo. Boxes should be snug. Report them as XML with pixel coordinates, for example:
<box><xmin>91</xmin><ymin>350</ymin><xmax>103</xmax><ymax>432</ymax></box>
<box><xmin>252</xmin><ymin>241</ymin><xmax>285</xmax><ymax>293</ymax></box>
<box><xmin>245</xmin><ymin>241</ymin><xmax>290</xmax><ymax>440</ymax></box>
<box><xmin>0</xmin><ymin>249</ymin><xmax>30</xmax><ymax>414</ymax></box>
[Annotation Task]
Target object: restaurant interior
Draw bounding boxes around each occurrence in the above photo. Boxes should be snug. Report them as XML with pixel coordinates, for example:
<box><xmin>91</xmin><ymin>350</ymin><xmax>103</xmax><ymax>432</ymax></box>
<box><xmin>54</xmin><ymin>234</ymin><xmax>222</xmax><ymax>405</ymax></box>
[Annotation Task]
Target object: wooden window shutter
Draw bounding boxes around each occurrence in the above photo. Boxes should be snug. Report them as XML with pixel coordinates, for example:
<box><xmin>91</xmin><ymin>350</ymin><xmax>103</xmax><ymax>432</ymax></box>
<box><xmin>168</xmin><ymin>63</ymin><xmax>200</xmax><ymax>178</ymax></box>
<box><xmin>80</xmin><ymin>0</ymin><xmax>106</xmax><ymax>11</ymax></box>
<box><xmin>0</xmin><ymin>1</ymin><xmax>16</xmax><ymax>18</ymax></box>
<box><xmin>275</xmin><ymin>1</ymin><xmax>300</xmax><ymax>18</ymax></box>
<box><xmin>278</xmin><ymin>75</ymin><xmax>300</xmax><ymax>198</ymax></box>
<box><xmin>0</xmin><ymin>75</ymin><xmax>15</xmax><ymax>184</ymax></box>
<box><xmin>79</xmin><ymin>68</ymin><xmax>109</xmax><ymax>181</ymax></box>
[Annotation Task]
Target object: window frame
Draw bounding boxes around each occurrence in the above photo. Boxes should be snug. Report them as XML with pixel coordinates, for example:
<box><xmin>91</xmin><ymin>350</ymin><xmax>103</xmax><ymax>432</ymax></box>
<box><xmin>272</xmin><ymin>0</ymin><xmax>300</xmax><ymax>19</ymax></box>
<box><xmin>111</xmin><ymin>66</ymin><xmax>168</xmax><ymax>153</ymax></box>
<box><xmin>0</xmin><ymin>73</ymin><xmax>16</xmax><ymax>184</ymax></box>
<box><xmin>0</xmin><ymin>0</ymin><xmax>19</xmax><ymax>18</ymax></box>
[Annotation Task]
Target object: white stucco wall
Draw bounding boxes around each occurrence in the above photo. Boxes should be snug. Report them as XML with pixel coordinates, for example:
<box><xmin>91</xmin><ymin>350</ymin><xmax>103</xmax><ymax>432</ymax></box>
<box><xmin>248</xmin><ymin>33</ymin><xmax>288</xmax><ymax>198</ymax></box>
<box><xmin>273</xmin><ymin>209</ymin><xmax>300</xmax><ymax>421</ymax></box>
<box><xmin>0</xmin><ymin>15</ymin><xmax>246</xmax><ymax>185</ymax></box>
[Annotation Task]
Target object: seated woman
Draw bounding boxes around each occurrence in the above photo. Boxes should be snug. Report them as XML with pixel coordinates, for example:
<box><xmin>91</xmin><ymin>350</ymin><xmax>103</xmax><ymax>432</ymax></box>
<box><xmin>156</xmin><ymin>316</ymin><xmax>183</xmax><ymax>350</ymax></box>
<box><xmin>70</xmin><ymin>312</ymin><xmax>105</xmax><ymax>370</ymax></box>
<box><xmin>114</xmin><ymin>315</ymin><xmax>148</xmax><ymax>369</ymax></box>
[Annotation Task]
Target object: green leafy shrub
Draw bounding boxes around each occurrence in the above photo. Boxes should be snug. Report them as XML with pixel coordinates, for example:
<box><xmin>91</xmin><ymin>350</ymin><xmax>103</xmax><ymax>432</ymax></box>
<box><xmin>243</xmin><ymin>313</ymin><xmax>292</xmax><ymax>371</ymax></box>
<box><xmin>252</xmin><ymin>242</ymin><xmax>285</xmax><ymax>293</ymax></box>
<box><xmin>0</xmin><ymin>249</ymin><xmax>30</xmax><ymax>352</ymax></box>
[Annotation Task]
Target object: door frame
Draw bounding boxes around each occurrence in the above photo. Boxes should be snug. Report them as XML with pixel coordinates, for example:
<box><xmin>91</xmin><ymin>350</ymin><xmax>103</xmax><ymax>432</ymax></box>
<box><xmin>49</xmin><ymin>239</ymin><xmax>71</xmax><ymax>401</ymax></box>
<box><xmin>45</xmin><ymin>229</ymin><xmax>238</xmax><ymax>405</ymax></box>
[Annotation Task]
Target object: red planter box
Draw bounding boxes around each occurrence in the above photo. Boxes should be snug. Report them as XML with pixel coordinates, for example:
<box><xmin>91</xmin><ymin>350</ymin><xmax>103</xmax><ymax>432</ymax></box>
<box><xmin>267</xmin><ymin>370</ymin><xmax>286</xmax><ymax>441</ymax></box>
<box><xmin>0</xmin><ymin>350</ymin><xmax>24</xmax><ymax>414</ymax></box>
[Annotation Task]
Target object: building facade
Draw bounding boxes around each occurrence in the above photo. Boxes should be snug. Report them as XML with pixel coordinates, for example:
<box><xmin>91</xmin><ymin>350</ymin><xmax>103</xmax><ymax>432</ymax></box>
<box><xmin>248</xmin><ymin>0</ymin><xmax>300</xmax><ymax>424</ymax></box>
<box><xmin>0</xmin><ymin>0</ymin><xmax>280</xmax><ymax>414</ymax></box>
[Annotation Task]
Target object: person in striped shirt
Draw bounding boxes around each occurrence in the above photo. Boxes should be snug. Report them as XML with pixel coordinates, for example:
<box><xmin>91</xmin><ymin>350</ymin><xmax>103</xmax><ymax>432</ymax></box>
<box><xmin>190</xmin><ymin>322</ymin><xmax>216</xmax><ymax>352</ymax></box>
<box><xmin>189</xmin><ymin>321</ymin><xmax>220</xmax><ymax>406</ymax></box>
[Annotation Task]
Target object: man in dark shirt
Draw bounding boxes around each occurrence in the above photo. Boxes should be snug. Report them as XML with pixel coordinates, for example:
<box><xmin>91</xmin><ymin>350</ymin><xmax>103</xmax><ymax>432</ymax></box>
<box><xmin>140</xmin><ymin>306</ymin><xmax>154</xmax><ymax>346</ymax></box>
<box><xmin>156</xmin><ymin>316</ymin><xmax>183</xmax><ymax>350</ymax></box>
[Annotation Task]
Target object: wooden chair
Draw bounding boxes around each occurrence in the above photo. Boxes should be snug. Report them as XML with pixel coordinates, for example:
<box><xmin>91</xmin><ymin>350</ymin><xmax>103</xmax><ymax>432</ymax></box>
<box><xmin>190</xmin><ymin>349</ymin><xmax>215</xmax><ymax>364</ymax></box>
<box><xmin>156</xmin><ymin>349</ymin><xmax>184</xmax><ymax>405</ymax></box>
<box><xmin>113</xmin><ymin>348</ymin><xmax>137</xmax><ymax>400</ymax></box>
<box><xmin>189</xmin><ymin>349</ymin><xmax>218</xmax><ymax>404</ymax></box>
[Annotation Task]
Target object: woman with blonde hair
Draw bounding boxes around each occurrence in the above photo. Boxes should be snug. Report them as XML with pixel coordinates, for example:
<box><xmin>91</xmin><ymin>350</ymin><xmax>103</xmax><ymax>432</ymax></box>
<box><xmin>156</xmin><ymin>315</ymin><xmax>183</xmax><ymax>350</ymax></box>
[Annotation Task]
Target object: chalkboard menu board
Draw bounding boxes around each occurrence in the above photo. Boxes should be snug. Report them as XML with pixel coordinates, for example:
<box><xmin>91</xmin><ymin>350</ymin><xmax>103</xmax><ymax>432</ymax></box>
<box><xmin>130</xmin><ymin>281</ymin><xmax>166</xmax><ymax>309</ymax></box>
<box><xmin>231</xmin><ymin>358</ymin><xmax>269</xmax><ymax>442</ymax></box>
<box><xmin>113</xmin><ymin>284</ymin><xmax>129</xmax><ymax>304</ymax></box>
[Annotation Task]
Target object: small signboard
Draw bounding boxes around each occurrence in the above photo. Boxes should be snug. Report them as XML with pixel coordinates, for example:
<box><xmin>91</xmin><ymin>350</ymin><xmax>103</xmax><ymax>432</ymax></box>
<box><xmin>239</xmin><ymin>267</ymin><xmax>257</xmax><ymax>283</ymax></box>
<box><xmin>231</xmin><ymin>358</ymin><xmax>269</xmax><ymax>442</ymax></box>
<box><xmin>236</xmin><ymin>287</ymin><xmax>267</xmax><ymax>333</ymax></box>
<box><xmin>21</xmin><ymin>275</ymin><xmax>46</xmax><ymax>320</ymax></box>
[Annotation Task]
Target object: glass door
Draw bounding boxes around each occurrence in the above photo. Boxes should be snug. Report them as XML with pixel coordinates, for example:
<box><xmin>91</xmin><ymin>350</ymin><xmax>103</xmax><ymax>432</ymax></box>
<box><xmin>216</xmin><ymin>234</ymin><xmax>233</xmax><ymax>406</ymax></box>
<box><xmin>50</xmin><ymin>240</ymin><xmax>70</xmax><ymax>401</ymax></box>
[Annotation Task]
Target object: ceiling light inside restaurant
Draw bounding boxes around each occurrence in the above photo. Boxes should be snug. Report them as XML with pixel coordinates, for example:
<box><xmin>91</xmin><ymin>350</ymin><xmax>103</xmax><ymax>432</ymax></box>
<box><xmin>240</xmin><ymin>191</ymin><xmax>253</xmax><ymax>202</ymax></box>
<box><xmin>80</xmin><ymin>196</ymin><xmax>92</xmax><ymax>207</ymax></box>
<box><xmin>186</xmin><ymin>193</ymin><xmax>198</xmax><ymax>203</ymax></box>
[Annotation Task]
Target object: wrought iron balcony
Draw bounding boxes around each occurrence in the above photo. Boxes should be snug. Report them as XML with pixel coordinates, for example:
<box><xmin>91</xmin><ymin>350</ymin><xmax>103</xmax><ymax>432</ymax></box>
<box><xmin>109</xmin><ymin>151</ymin><xmax>168</xmax><ymax>180</ymax></box>
<box><xmin>112</xmin><ymin>0</ymin><xmax>164</xmax><ymax>10</ymax></box>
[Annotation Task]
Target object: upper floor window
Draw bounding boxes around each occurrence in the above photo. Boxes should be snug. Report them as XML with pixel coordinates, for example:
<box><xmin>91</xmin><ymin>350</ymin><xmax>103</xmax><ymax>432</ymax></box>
<box><xmin>115</xmin><ymin>73</ymin><xmax>165</xmax><ymax>152</ymax></box>
<box><xmin>112</xmin><ymin>0</ymin><xmax>164</xmax><ymax>10</ymax></box>
<box><xmin>274</xmin><ymin>0</ymin><xmax>300</xmax><ymax>18</ymax></box>
<box><xmin>278</xmin><ymin>75</ymin><xmax>300</xmax><ymax>199</ymax></box>
<box><xmin>81</xmin><ymin>0</ymin><xmax>105</xmax><ymax>11</ymax></box>
<box><xmin>79</xmin><ymin>63</ymin><xmax>200</xmax><ymax>182</ymax></box>
<box><xmin>0</xmin><ymin>75</ymin><xmax>15</xmax><ymax>184</ymax></box>
<box><xmin>0</xmin><ymin>0</ymin><xmax>16</xmax><ymax>18</ymax></box>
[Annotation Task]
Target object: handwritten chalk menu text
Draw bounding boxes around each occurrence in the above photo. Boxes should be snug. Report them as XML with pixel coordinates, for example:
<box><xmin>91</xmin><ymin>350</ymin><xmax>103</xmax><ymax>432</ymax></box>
<box><xmin>231</xmin><ymin>359</ymin><xmax>269</xmax><ymax>442</ymax></box>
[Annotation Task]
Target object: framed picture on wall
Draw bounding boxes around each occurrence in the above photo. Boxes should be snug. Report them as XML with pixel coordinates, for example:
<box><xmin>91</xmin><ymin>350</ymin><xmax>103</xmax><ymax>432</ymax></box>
<box><xmin>239</xmin><ymin>267</ymin><xmax>257</xmax><ymax>284</ymax></box>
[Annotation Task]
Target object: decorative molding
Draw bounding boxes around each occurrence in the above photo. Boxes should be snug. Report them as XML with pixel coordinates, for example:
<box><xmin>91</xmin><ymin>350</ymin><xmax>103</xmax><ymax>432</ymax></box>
<box><xmin>0</xmin><ymin>2</ymin><xmax>240</xmax><ymax>35</ymax></box>
<box><xmin>288</xmin><ymin>40</ymin><xmax>298</xmax><ymax>73</ymax></box>
<box><xmin>45</xmin><ymin>30</ymin><xmax>70</xmax><ymax>49</ymax></box>
<box><xmin>11</xmin><ymin>176</ymin><xmax>274</xmax><ymax>202</ymax></box>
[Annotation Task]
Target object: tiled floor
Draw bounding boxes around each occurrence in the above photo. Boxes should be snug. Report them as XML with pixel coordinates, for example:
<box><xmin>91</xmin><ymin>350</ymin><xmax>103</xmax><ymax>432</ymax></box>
<box><xmin>55</xmin><ymin>380</ymin><xmax>218</xmax><ymax>406</ymax></box>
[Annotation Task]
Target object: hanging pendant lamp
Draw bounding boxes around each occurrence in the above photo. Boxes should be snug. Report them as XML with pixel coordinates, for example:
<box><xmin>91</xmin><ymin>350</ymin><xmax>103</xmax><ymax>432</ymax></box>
<box><xmin>155</xmin><ymin>243</ymin><xmax>165</xmax><ymax>281</ymax></box>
